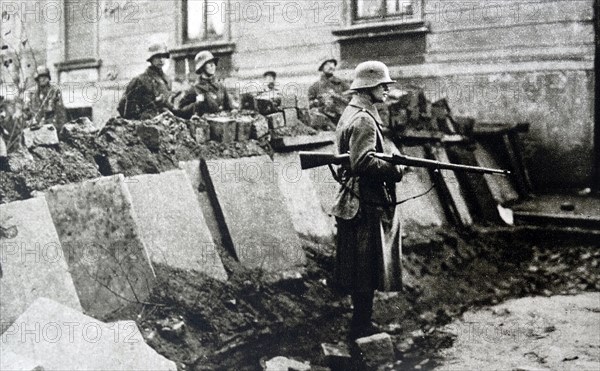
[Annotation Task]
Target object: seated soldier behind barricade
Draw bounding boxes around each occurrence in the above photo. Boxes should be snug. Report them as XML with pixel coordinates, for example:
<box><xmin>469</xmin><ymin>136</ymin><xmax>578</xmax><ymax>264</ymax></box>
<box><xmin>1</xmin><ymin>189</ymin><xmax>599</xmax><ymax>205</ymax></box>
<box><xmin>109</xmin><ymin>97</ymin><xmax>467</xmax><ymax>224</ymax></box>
<box><xmin>23</xmin><ymin>66</ymin><xmax>68</xmax><ymax>131</ymax></box>
<box><xmin>177</xmin><ymin>51</ymin><xmax>233</xmax><ymax>119</ymax></box>
<box><xmin>118</xmin><ymin>43</ymin><xmax>178</xmax><ymax>120</ymax></box>
<box><xmin>263</xmin><ymin>70</ymin><xmax>277</xmax><ymax>92</ymax></box>
<box><xmin>307</xmin><ymin>57</ymin><xmax>350</xmax><ymax>125</ymax></box>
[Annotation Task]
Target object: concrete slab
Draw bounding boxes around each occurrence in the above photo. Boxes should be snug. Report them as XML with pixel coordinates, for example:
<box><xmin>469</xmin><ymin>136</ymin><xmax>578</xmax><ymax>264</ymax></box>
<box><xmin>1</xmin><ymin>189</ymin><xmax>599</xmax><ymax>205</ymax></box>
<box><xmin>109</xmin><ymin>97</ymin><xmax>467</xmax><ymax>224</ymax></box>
<box><xmin>273</xmin><ymin>151</ymin><xmax>334</xmax><ymax>242</ymax></box>
<box><xmin>396</xmin><ymin>146</ymin><xmax>446</xmax><ymax>228</ymax></box>
<box><xmin>283</xmin><ymin>108</ymin><xmax>299</xmax><ymax>127</ymax></box>
<box><xmin>125</xmin><ymin>170</ymin><xmax>227</xmax><ymax>280</ymax></box>
<box><xmin>178</xmin><ymin>160</ymin><xmax>227</xmax><ymax>248</ymax></box>
<box><xmin>206</xmin><ymin>116</ymin><xmax>236</xmax><ymax>143</ymax></box>
<box><xmin>44</xmin><ymin>175</ymin><xmax>155</xmax><ymax>318</ymax></box>
<box><xmin>0</xmin><ymin>197</ymin><xmax>82</xmax><ymax>326</ymax></box>
<box><xmin>202</xmin><ymin>156</ymin><xmax>306</xmax><ymax>271</ymax></box>
<box><xmin>0</xmin><ymin>350</ymin><xmax>44</xmax><ymax>370</ymax></box>
<box><xmin>22</xmin><ymin>124</ymin><xmax>59</xmax><ymax>149</ymax></box>
<box><xmin>513</xmin><ymin>194</ymin><xmax>600</xmax><ymax>229</ymax></box>
<box><xmin>264</xmin><ymin>356</ymin><xmax>310</xmax><ymax>371</ymax></box>
<box><xmin>1</xmin><ymin>298</ymin><xmax>177</xmax><ymax>371</ymax></box>
<box><xmin>305</xmin><ymin>143</ymin><xmax>341</xmax><ymax>219</ymax></box>
<box><xmin>250</xmin><ymin>115</ymin><xmax>269</xmax><ymax>139</ymax></box>
<box><xmin>355</xmin><ymin>333</ymin><xmax>395</xmax><ymax>368</ymax></box>
<box><xmin>473</xmin><ymin>143</ymin><xmax>519</xmax><ymax>205</ymax></box>
<box><xmin>267</xmin><ymin>112</ymin><xmax>285</xmax><ymax>129</ymax></box>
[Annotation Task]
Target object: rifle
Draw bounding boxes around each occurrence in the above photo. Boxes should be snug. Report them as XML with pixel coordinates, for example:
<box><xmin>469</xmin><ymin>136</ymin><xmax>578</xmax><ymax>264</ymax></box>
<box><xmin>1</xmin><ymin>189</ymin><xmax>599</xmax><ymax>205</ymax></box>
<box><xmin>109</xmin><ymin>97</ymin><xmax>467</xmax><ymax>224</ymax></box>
<box><xmin>299</xmin><ymin>151</ymin><xmax>510</xmax><ymax>175</ymax></box>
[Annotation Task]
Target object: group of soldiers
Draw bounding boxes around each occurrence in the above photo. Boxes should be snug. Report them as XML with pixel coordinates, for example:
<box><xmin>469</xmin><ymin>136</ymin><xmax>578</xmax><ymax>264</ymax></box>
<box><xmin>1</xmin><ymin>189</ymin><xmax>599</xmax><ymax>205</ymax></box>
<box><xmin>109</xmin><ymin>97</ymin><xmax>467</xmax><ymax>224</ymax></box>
<box><xmin>3</xmin><ymin>42</ymin><xmax>403</xmax><ymax>343</ymax></box>
<box><xmin>118</xmin><ymin>43</ymin><xmax>351</xmax><ymax>125</ymax></box>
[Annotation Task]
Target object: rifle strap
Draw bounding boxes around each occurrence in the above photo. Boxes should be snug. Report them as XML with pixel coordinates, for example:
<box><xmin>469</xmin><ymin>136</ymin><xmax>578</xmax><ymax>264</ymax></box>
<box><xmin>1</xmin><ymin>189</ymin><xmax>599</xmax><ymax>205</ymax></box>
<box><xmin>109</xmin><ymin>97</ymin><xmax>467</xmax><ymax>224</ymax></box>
<box><xmin>327</xmin><ymin>163</ymin><xmax>436</xmax><ymax>207</ymax></box>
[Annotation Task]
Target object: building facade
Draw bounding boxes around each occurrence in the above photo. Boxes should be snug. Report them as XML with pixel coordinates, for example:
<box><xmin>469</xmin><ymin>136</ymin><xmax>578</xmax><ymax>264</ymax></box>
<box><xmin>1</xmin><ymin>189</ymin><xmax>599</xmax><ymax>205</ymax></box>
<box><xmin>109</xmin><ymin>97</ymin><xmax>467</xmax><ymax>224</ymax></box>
<box><xmin>0</xmin><ymin>0</ymin><xmax>596</xmax><ymax>189</ymax></box>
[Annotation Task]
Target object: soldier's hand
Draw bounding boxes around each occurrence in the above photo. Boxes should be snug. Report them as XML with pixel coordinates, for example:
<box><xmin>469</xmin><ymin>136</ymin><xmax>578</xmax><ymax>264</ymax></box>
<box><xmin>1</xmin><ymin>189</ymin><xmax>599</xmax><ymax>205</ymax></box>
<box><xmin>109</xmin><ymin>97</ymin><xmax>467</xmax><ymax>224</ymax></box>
<box><xmin>155</xmin><ymin>95</ymin><xmax>165</xmax><ymax>104</ymax></box>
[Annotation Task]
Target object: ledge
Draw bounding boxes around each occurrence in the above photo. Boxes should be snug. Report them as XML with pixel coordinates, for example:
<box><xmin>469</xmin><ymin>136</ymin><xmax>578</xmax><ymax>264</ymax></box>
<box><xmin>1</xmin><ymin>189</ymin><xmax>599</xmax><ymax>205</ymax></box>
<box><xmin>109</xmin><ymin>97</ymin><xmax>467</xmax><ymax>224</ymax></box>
<box><xmin>169</xmin><ymin>41</ymin><xmax>235</xmax><ymax>59</ymax></box>
<box><xmin>332</xmin><ymin>20</ymin><xmax>429</xmax><ymax>41</ymax></box>
<box><xmin>55</xmin><ymin>58</ymin><xmax>102</xmax><ymax>72</ymax></box>
<box><xmin>270</xmin><ymin>132</ymin><xmax>335</xmax><ymax>150</ymax></box>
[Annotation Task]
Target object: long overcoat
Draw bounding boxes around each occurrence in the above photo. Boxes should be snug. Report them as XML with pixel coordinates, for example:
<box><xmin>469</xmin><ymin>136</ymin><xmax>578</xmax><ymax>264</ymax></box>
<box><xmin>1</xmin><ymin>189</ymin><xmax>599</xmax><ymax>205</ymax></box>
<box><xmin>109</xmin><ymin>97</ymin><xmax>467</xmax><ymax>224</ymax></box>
<box><xmin>119</xmin><ymin>66</ymin><xmax>173</xmax><ymax>120</ymax></box>
<box><xmin>330</xmin><ymin>93</ymin><xmax>403</xmax><ymax>294</ymax></box>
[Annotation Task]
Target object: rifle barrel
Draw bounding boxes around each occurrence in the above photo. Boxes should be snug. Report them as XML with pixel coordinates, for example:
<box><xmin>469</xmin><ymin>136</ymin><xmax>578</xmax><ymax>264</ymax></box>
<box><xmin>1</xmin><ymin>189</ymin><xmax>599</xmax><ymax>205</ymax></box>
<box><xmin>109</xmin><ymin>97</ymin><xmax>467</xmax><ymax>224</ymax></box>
<box><xmin>372</xmin><ymin>153</ymin><xmax>510</xmax><ymax>175</ymax></box>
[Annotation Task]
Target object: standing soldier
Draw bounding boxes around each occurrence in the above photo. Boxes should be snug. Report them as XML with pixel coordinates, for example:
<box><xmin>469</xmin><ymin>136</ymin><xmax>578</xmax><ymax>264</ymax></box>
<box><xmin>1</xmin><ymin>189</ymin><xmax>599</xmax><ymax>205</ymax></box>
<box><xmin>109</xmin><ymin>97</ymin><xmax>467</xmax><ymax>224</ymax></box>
<box><xmin>178</xmin><ymin>51</ymin><xmax>232</xmax><ymax>119</ymax></box>
<box><xmin>118</xmin><ymin>43</ymin><xmax>176</xmax><ymax>120</ymax></box>
<box><xmin>308</xmin><ymin>57</ymin><xmax>350</xmax><ymax>124</ymax></box>
<box><xmin>24</xmin><ymin>66</ymin><xmax>67</xmax><ymax>131</ymax></box>
<box><xmin>330</xmin><ymin>61</ymin><xmax>404</xmax><ymax>340</ymax></box>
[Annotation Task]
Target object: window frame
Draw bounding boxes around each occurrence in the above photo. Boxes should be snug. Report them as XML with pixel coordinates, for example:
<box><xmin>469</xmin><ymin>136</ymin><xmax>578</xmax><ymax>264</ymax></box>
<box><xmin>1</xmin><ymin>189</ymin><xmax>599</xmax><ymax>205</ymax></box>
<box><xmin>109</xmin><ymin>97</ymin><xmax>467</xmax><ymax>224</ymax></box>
<box><xmin>350</xmin><ymin>0</ymin><xmax>423</xmax><ymax>25</ymax></box>
<box><xmin>57</xmin><ymin>0</ymin><xmax>101</xmax><ymax>74</ymax></box>
<box><xmin>181</xmin><ymin>0</ymin><xmax>229</xmax><ymax>44</ymax></box>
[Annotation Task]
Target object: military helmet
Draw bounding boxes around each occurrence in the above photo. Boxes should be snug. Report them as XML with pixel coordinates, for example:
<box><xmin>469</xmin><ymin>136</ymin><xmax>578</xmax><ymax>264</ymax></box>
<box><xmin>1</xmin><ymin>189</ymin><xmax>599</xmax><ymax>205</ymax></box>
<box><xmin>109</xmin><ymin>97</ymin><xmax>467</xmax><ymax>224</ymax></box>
<box><xmin>194</xmin><ymin>51</ymin><xmax>219</xmax><ymax>74</ymax></box>
<box><xmin>263</xmin><ymin>70</ymin><xmax>277</xmax><ymax>78</ymax></box>
<box><xmin>350</xmin><ymin>61</ymin><xmax>396</xmax><ymax>90</ymax></box>
<box><xmin>146</xmin><ymin>43</ymin><xmax>170</xmax><ymax>62</ymax></box>
<box><xmin>34</xmin><ymin>66</ymin><xmax>51</xmax><ymax>81</ymax></box>
<box><xmin>318</xmin><ymin>57</ymin><xmax>337</xmax><ymax>72</ymax></box>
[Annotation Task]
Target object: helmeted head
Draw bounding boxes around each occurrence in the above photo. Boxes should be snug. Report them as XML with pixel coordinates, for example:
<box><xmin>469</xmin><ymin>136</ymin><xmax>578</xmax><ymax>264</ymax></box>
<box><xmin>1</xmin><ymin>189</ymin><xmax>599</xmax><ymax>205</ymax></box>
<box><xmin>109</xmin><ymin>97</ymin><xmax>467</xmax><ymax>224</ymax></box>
<box><xmin>263</xmin><ymin>71</ymin><xmax>277</xmax><ymax>90</ymax></box>
<box><xmin>34</xmin><ymin>66</ymin><xmax>51</xmax><ymax>87</ymax></box>
<box><xmin>194</xmin><ymin>51</ymin><xmax>219</xmax><ymax>75</ymax></box>
<box><xmin>350</xmin><ymin>61</ymin><xmax>395</xmax><ymax>91</ymax></box>
<box><xmin>34</xmin><ymin>66</ymin><xmax>51</xmax><ymax>81</ymax></box>
<box><xmin>146</xmin><ymin>43</ymin><xmax>170</xmax><ymax>62</ymax></box>
<box><xmin>318</xmin><ymin>57</ymin><xmax>337</xmax><ymax>75</ymax></box>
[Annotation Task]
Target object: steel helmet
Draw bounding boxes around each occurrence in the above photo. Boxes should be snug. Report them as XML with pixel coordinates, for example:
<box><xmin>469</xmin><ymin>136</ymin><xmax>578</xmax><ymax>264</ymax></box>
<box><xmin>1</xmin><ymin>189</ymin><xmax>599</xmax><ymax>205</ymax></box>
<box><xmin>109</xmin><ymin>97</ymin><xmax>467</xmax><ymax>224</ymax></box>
<box><xmin>318</xmin><ymin>57</ymin><xmax>337</xmax><ymax>71</ymax></box>
<box><xmin>146</xmin><ymin>43</ymin><xmax>170</xmax><ymax>62</ymax></box>
<box><xmin>350</xmin><ymin>61</ymin><xmax>396</xmax><ymax>90</ymax></box>
<box><xmin>194</xmin><ymin>51</ymin><xmax>219</xmax><ymax>74</ymax></box>
<box><xmin>34</xmin><ymin>66</ymin><xmax>51</xmax><ymax>81</ymax></box>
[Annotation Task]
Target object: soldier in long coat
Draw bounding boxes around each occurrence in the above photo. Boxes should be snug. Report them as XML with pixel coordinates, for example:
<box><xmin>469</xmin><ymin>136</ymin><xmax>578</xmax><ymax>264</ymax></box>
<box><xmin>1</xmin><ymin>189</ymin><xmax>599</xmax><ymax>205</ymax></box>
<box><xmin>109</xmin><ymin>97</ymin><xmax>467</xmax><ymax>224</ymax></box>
<box><xmin>330</xmin><ymin>61</ymin><xmax>404</xmax><ymax>340</ymax></box>
<box><xmin>177</xmin><ymin>51</ymin><xmax>232</xmax><ymax>119</ymax></box>
<box><xmin>24</xmin><ymin>66</ymin><xmax>67</xmax><ymax>131</ymax></box>
<box><xmin>118</xmin><ymin>43</ymin><xmax>176</xmax><ymax>120</ymax></box>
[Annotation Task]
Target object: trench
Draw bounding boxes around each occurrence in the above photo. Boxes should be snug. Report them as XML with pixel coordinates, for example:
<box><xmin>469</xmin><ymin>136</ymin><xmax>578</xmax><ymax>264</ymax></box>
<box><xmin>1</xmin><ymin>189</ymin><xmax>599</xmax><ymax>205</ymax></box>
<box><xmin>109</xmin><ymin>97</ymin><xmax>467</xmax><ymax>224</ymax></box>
<box><xmin>108</xmin><ymin>226</ymin><xmax>599</xmax><ymax>370</ymax></box>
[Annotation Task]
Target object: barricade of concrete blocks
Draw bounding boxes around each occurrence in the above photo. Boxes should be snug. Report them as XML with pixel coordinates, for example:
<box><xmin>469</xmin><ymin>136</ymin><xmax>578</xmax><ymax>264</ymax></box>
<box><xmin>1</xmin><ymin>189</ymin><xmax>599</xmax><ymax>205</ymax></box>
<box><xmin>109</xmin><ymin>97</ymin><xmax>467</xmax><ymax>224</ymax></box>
<box><xmin>2</xmin><ymin>298</ymin><xmax>177</xmax><ymax>370</ymax></box>
<box><xmin>203</xmin><ymin>111</ymin><xmax>269</xmax><ymax>143</ymax></box>
<box><xmin>240</xmin><ymin>90</ymin><xmax>305</xmax><ymax>130</ymax></box>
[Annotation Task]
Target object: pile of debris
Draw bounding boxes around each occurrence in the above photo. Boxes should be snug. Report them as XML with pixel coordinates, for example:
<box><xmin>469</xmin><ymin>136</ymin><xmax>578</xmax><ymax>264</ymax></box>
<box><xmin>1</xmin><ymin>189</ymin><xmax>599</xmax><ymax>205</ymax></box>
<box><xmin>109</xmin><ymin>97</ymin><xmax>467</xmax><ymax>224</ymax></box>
<box><xmin>241</xmin><ymin>90</ymin><xmax>318</xmax><ymax>137</ymax></box>
<box><xmin>0</xmin><ymin>111</ymin><xmax>268</xmax><ymax>204</ymax></box>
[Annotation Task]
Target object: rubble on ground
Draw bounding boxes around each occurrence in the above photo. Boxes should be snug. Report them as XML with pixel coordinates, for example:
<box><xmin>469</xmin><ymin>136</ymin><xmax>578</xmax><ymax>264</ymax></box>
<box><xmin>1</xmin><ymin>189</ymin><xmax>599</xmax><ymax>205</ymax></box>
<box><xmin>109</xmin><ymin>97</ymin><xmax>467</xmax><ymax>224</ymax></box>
<box><xmin>0</xmin><ymin>111</ymin><xmax>268</xmax><ymax>204</ymax></box>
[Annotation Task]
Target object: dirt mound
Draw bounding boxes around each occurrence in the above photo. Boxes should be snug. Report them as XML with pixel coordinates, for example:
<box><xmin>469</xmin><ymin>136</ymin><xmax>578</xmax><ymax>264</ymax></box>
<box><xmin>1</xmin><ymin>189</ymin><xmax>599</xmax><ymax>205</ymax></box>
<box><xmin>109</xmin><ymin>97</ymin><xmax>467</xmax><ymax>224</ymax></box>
<box><xmin>100</xmin><ymin>228</ymin><xmax>599</xmax><ymax>370</ymax></box>
<box><xmin>0</xmin><ymin>113</ymin><xmax>267</xmax><ymax>204</ymax></box>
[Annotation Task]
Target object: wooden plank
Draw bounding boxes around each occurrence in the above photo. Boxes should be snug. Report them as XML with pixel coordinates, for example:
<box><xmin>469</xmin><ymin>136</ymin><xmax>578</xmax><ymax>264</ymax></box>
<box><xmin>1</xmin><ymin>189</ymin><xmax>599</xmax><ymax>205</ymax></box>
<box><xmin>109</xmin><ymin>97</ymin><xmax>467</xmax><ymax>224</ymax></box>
<box><xmin>270</xmin><ymin>132</ymin><xmax>335</xmax><ymax>150</ymax></box>
<box><xmin>473</xmin><ymin>143</ymin><xmax>520</xmax><ymax>205</ymax></box>
<box><xmin>427</xmin><ymin>144</ymin><xmax>473</xmax><ymax>227</ymax></box>
<box><xmin>503</xmin><ymin>132</ymin><xmax>534</xmax><ymax>196</ymax></box>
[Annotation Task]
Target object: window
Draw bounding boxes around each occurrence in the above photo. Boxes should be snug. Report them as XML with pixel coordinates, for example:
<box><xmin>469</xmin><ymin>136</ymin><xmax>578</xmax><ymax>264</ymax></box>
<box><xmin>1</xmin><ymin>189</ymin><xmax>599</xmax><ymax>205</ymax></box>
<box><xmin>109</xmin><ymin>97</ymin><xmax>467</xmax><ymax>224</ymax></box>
<box><xmin>353</xmin><ymin>0</ymin><xmax>420</xmax><ymax>23</ymax></box>
<box><xmin>183</xmin><ymin>0</ymin><xmax>227</xmax><ymax>42</ymax></box>
<box><xmin>64</xmin><ymin>0</ymin><xmax>97</xmax><ymax>61</ymax></box>
<box><xmin>333</xmin><ymin>0</ymin><xmax>427</xmax><ymax>67</ymax></box>
<box><xmin>173</xmin><ymin>0</ymin><xmax>234</xmax><ymax>82</ymax></box>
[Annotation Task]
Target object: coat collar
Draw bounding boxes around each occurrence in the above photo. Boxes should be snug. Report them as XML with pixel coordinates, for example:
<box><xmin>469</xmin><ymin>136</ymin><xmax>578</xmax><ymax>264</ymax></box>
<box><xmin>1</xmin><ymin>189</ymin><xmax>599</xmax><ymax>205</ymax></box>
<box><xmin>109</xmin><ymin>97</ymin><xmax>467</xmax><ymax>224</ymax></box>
<box><xmin>320</xmin><ymin>74</ymin><xmax>343</xmax><ymax>84</ymax></box>
<box><xmin>348</xmin><ymin>93</ymin><xmax>383</xmax><ymax>125</ymax></box>
<box><xmin>146</xmin><ymin>66</ymin><xmax>170</xmax><ymax>86</ymax></box>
